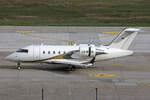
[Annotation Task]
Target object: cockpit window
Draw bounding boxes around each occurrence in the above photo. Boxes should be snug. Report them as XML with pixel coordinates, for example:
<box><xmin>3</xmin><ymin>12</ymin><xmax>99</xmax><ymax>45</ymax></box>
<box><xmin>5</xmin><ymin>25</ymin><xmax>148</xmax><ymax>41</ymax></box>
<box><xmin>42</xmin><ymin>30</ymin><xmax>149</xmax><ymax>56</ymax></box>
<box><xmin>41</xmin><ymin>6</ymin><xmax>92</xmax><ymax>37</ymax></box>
<box><xmin>16</xmin><ymin>49</ymin><xmax>28</xmax><ymax>53</ymax></box>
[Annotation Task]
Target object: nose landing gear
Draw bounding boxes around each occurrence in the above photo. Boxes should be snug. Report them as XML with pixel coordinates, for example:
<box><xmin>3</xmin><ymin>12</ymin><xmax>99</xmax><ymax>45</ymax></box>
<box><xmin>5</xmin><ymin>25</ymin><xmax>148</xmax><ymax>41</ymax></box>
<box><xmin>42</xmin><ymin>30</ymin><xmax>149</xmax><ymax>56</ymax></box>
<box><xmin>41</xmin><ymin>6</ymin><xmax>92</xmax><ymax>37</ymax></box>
<box><xmin>17</xmin><ymin>62</ymin><xmax>21</xmax><ymax>70</ymax></box>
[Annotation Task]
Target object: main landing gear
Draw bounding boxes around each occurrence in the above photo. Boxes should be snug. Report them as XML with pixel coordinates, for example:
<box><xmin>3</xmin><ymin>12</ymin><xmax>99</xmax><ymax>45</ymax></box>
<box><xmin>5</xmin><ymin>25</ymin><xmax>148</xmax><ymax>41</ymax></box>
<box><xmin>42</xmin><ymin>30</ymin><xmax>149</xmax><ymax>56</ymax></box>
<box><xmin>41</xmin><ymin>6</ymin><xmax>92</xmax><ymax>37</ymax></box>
<box><xmin>68</xmin><ymin>65</ymin><xmax>76</xmax><ymax>71</ymax></box>
<box><xmin>17</xmin><ymin>62</ymin><xmax>21</xmax><ymax>70</ymax></box>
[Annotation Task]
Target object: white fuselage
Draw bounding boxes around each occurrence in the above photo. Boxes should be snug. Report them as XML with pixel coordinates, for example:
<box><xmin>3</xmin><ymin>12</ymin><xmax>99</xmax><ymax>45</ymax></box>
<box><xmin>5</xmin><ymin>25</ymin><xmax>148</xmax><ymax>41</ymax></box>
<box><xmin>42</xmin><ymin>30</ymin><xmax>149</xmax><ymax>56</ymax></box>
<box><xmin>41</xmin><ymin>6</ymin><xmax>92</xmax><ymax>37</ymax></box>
<box><xmin>5</xmin><ymin>45</ymin><xmax>133</xmax><ymax>63</ymax></box>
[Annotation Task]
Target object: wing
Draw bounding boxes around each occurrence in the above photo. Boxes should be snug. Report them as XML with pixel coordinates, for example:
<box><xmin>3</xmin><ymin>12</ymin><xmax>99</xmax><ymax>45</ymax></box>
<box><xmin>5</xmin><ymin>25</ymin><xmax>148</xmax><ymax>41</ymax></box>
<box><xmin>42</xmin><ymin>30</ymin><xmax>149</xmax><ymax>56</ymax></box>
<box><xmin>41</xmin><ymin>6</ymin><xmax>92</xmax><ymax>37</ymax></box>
<box><xmin>43</xmin><ymin>58</ymin><xmax>94</xmax><ymax>68</ymax></box>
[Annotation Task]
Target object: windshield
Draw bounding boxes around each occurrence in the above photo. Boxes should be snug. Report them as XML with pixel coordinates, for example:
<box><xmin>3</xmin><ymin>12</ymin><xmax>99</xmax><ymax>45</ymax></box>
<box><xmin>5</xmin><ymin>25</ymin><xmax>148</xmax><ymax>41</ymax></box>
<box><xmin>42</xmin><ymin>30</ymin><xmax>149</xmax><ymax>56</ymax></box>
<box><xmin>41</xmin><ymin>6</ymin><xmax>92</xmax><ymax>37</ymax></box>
<box><xmin>16</xmin><ymin>49</ymin><xmax>28</xmax><ymax>53</ymax></box>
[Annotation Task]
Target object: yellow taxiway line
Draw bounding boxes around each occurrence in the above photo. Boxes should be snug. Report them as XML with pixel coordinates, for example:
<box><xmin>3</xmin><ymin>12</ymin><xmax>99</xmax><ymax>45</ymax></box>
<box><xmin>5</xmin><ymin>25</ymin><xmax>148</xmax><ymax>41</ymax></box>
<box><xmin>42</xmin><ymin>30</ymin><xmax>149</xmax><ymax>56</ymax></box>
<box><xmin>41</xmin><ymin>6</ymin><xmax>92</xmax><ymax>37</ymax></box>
<box><xmin>16</xmin><ymin>30</ymin><xmax>75</xmax><ymax>45</ymax></box>
<box><xmin>103</xmin><ymin>32</ymin><xmax>118</xmax><ymax>34</ymax></box>
<box><xmin>135</xmin><ymin>79</ymin><xmax>150</xmax><ymax>87</ymax></box>
<box><xmin>88</xmin><ymin>73</ymin><xmax>115</xmax><ymax>77</ymax></box>
<box><xmin>16</xmin><ymin>30</ymin><xmax>115</xmax><ymax>46</ymax></box>
<box><xmin>16</xmin><ymin>31</ymin><xmax>35</xmax><ymax>34</ymax></box>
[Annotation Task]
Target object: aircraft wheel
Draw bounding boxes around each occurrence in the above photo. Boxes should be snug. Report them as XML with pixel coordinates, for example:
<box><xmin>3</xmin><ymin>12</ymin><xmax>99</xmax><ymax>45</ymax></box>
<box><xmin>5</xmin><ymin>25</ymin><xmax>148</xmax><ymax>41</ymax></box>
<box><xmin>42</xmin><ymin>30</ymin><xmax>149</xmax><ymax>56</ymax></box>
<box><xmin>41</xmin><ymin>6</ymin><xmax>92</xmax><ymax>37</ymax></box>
<box><xmin>69</xmin><ymin>65</ymin><xmax>75</xmax><ymax>71</ymax></box>
<box><xmin>17</xmin><ymin>62</ymin><xmax>21</xmax><ymax>70</ymax></box>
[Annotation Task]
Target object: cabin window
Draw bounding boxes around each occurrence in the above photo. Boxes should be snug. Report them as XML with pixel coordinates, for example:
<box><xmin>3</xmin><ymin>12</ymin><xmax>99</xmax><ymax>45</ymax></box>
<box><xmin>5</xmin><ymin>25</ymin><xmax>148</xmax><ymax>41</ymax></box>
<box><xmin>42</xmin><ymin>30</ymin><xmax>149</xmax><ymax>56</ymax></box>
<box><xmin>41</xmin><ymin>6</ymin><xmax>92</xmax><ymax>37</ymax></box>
<box><xmin>53</xmin><ymin>51</ymin><xmax>55</xmax><ymax>54</ymax></box>
<box><xmin>48</xmin><ymin>51</ymin><xmax>50</xmax><ymax>54</ymax></box>
<box><xmin>43</xmin><ymin>51</ymin><xmax>45</xmax><ymax>54</ymax></box>
<box><xmin>58</xmin><ymin>51</ymin><xmax>61</xmax><ymax>54</ymax></box>
<box><xmin>64</xmin><ymin>51</ymin><xmax>66</xmax><ymax>54</ymax></box>
<box><xmin>16</xmin><ymin>49</ymin><xmax>28</xmax><ymax>53</ymax></box>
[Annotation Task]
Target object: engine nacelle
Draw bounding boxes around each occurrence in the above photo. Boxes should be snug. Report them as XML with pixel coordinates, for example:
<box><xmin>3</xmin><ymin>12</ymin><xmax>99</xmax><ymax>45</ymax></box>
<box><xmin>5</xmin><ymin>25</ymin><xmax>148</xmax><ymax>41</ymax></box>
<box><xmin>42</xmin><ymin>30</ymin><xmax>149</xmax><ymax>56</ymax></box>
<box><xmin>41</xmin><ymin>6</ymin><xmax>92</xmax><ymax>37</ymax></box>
<box><xmin>79</xmin><ymin>44</ymin><xmax>96</xmax><ymax>57</ymax></box>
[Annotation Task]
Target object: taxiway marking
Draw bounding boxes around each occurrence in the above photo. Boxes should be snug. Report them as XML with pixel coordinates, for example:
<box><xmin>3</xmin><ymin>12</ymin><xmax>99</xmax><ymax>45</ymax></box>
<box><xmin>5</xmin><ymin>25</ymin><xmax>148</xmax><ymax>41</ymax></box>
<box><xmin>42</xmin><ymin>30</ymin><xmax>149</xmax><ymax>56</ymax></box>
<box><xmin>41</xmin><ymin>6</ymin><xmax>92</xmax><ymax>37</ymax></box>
<box><xmin>88</xmin><ymin>73</ymin><xmax>115</xmax><ymax>77</ymax></box>
<box><xmin>103</xmin><ymin>32</ymin><xmax>118</xmax><ymax>34</ymax></box>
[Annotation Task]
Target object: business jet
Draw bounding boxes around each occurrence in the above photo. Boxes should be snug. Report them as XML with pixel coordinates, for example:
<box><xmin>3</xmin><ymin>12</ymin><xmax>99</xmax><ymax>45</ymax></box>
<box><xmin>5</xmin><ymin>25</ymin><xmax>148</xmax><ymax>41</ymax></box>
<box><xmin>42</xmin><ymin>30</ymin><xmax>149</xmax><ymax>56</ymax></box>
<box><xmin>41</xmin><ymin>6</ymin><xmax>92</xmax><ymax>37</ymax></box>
<box><xmin>5</xmin><ymin>28</ymin><xmax>140</xmax><ymax>70</ymax></box>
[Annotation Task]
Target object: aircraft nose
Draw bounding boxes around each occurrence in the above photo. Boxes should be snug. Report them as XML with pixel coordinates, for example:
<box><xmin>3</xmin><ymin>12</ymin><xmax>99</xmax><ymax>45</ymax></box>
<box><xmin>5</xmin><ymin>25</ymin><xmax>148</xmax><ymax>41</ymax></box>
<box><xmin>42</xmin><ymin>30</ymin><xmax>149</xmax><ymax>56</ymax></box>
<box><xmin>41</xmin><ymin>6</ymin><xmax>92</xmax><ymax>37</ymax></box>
<box><xmin>5</xmin><ymin>53</ymin><xmax>17</xmax><ymax>61</ymax></box>
<box><xmin>5</xmin><ymin>54</ymin><xmax>13</xmax><ymax>61</ymax></box>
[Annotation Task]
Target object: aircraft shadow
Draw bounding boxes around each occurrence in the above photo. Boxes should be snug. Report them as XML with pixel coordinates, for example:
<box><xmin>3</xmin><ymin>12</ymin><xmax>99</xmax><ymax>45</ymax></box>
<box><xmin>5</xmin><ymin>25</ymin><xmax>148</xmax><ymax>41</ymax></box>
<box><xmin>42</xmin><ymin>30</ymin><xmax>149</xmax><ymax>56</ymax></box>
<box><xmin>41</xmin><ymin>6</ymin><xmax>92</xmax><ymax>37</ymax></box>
<box><xmin>0</xmin><ymin>64</ymin><xmax>82</xmax><ymax>74</ymax></box>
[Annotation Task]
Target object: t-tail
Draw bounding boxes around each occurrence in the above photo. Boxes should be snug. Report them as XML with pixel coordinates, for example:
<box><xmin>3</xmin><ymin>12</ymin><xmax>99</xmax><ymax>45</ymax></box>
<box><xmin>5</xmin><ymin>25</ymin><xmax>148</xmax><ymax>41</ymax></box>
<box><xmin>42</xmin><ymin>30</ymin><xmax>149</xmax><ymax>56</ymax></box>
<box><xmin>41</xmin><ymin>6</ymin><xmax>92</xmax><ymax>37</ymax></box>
<box><xmin>106</xmin><ymin>28</ymin><xmax>140</xmax><ymax>50</ymax></box>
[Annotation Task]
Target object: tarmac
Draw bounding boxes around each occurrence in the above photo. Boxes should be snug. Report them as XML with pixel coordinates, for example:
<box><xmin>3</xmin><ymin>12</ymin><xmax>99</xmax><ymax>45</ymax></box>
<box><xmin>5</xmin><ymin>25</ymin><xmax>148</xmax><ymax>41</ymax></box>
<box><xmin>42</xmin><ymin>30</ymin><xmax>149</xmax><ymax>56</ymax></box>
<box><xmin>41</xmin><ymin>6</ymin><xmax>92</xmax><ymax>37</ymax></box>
<box><xmin>0</xmin><ymin>26</ymin><xmax>150</xmax><ymax>100</ymax></box>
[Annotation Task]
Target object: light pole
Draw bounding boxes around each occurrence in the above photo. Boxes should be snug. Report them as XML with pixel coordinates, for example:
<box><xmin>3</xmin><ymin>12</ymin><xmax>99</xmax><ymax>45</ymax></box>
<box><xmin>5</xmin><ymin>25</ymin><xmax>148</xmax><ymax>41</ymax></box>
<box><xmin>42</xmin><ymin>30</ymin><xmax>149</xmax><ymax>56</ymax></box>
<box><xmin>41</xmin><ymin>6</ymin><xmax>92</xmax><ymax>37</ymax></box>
<box><xmin>96</xmin><ymin>88</ymin><xmax>98</xmax><ymax>100</ymax></box>
<box><xmin>42</xmin><ymin>88</ymin><xmax>44</xmax><ymax>100</ymax></box>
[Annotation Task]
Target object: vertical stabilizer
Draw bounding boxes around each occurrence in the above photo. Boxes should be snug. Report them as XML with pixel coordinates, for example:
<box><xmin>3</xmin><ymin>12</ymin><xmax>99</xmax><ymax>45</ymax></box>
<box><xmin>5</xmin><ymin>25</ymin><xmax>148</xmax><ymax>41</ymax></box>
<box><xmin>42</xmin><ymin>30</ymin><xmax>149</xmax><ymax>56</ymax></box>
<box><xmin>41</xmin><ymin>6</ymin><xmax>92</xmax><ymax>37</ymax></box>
<box><xmin>107</xmin><ymin>28</ymin><xmax>140</xmax><ymax>50</ymax></box>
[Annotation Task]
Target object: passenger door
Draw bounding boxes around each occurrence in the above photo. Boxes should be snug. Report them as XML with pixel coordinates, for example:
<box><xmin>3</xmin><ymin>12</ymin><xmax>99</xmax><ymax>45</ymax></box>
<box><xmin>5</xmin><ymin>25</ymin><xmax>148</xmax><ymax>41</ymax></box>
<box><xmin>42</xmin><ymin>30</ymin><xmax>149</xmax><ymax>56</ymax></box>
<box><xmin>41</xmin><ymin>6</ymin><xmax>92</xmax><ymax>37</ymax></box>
<box><xmin>33</xmin><ymin>46</ymin><xmax>40</xmax><ymax>61</ymax></box>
